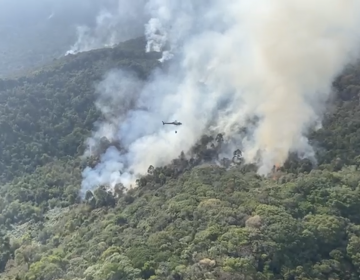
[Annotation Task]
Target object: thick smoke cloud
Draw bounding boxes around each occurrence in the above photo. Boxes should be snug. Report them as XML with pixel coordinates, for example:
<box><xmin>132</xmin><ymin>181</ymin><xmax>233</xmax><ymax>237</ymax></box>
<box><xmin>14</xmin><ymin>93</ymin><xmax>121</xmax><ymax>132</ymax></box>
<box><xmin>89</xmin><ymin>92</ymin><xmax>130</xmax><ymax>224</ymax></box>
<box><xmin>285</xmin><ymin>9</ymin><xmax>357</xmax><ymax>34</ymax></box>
<box><xmin>66</xmin><ymin>0</ymin><xmax>149</xmax><ymax>55</ymax></box>
<box><xmin>84</xmin><ymin>68</ymin><xmax>145</xmax><ymax>158</ymax></box>
<box><xmin>81</xmin><ymin>0</ymin><xmax>360</xmax><ymax>196</ymax></box>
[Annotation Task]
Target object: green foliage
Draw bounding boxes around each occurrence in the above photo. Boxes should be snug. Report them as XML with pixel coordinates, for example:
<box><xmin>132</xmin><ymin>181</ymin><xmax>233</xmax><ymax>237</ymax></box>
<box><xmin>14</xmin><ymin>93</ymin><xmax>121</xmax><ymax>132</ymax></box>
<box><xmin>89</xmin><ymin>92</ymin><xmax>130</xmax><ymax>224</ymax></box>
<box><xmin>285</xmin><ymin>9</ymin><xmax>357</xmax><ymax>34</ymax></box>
<box><xmin>0</xmin><ymin>36</ymin><xmax>160</xmax><ymax>183</ymax></box>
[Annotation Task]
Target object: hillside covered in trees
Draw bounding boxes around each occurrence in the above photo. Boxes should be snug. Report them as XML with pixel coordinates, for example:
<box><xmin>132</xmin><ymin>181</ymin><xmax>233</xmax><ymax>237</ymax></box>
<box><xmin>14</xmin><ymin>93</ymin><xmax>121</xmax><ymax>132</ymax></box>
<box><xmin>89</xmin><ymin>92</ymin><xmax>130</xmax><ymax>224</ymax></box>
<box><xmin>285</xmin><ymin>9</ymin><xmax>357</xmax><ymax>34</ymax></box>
<box><xmin>0</xmin><ymin>36</ymin><xmax>360</xmax><ymax>280</ymax></box>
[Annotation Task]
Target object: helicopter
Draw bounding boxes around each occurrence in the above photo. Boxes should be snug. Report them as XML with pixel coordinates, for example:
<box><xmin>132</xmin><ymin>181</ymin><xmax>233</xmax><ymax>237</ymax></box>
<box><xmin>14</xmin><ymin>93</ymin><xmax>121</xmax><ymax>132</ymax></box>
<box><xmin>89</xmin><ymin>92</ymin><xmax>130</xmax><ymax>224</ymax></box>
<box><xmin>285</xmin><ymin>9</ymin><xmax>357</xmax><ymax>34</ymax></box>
<box><xmin>162</xmin><ymin>120</ymin><xmax>182</xmax><ymax>133</ymax></box>
<box><xmin>162</xmin><ymin>120</ymin><xmax>182</xmax><ymax>126</ymax></box>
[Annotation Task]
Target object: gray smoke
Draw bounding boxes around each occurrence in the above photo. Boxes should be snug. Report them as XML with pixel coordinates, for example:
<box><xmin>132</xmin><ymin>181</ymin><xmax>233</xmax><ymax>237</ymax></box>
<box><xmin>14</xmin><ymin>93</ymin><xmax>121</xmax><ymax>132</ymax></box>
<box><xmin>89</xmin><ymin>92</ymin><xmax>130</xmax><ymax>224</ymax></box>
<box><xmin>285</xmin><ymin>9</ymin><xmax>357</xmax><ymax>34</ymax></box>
<box><xmin>81</xmin><ymin>0</ymin><xmax>360</xmax><ymax>197</ymax></box>
<box><xmin>83</xmin><ymin>68</ymin><xmax>145</xmax><ymax>158</ymax></box>
<box><xmin>66</xmin><ymin>0</ymin><xmax>149</xmax><ymax>55</ymax></box>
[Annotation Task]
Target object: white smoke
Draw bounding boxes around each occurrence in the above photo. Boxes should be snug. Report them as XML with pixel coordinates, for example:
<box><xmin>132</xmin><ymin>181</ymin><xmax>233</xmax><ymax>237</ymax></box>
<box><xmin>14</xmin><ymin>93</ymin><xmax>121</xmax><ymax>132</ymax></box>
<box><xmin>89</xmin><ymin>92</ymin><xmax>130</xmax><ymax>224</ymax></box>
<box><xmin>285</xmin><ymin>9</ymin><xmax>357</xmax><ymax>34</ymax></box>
<box><xmin>66</xmin><ymin>0</ymin><xmax>149</xmax><ymax>55</ymax></box>
<box><xmin>84</xmin><ymin>68</ymin><xmax>145</xmax><ymax>157</ymax></box>
<box><xmin>81</xmin><ymin>0</ymin><xmax>360</xmax><ymax>197</ymax></box>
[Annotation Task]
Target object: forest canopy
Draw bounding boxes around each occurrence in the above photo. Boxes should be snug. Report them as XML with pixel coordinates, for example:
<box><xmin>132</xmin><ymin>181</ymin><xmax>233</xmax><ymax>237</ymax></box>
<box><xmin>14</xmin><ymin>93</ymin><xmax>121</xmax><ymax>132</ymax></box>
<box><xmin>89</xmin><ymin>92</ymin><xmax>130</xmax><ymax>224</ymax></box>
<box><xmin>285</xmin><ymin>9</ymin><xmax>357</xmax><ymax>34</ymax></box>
<box><xmin>0</xmin><ymin>36</ymin><xmax>360</xmax><ymax>280</ymax></box>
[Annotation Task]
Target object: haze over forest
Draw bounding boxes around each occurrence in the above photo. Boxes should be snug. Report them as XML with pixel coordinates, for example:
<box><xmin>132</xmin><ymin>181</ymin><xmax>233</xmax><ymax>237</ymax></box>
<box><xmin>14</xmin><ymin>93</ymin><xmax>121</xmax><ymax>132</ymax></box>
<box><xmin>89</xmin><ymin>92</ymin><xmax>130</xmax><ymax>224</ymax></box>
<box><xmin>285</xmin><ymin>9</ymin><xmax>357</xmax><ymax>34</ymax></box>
<box><xmin>1</xmin><ymin>1</ymin><xmax>360</xmax><ymax>279</ymax></box>
<box><xmin>0</xmin><ymin>0</ymin><xmax>146</xmax><ymax>77</ymax></box>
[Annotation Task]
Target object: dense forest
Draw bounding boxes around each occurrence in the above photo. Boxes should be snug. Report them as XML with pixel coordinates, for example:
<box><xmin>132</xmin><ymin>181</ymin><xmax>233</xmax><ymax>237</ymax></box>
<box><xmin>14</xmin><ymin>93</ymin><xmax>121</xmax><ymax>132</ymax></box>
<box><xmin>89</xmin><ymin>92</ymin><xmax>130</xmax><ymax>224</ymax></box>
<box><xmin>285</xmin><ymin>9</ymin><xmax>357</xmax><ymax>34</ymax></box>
<box><xmin>0</xmin><ymin>36</ymin><xmax>360</xmax><ymax>280</ymax></box>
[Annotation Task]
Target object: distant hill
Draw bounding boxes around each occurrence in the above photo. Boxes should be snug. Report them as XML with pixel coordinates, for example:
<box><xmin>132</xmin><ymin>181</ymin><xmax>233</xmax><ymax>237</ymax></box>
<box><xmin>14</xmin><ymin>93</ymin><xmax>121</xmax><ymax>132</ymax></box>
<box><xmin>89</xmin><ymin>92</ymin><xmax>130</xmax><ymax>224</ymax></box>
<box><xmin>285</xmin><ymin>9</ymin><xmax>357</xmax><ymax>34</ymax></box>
<box><xmin>0</xmin><ymin>22</ymin><xmax>76</xmax><ymax>78</ymax></box>
<box><xmin>0</xmin><ymin>0</ymin><xmax>116</xmax><ymax>78</ymax></box>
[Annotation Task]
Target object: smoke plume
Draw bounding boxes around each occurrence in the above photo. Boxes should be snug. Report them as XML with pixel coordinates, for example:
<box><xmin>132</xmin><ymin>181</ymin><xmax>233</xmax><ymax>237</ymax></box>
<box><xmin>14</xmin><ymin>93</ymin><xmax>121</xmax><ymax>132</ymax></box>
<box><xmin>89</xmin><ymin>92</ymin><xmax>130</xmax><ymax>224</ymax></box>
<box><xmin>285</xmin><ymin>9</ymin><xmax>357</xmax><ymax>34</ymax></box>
<box><xmin>66</xmin><ymin>0</ymin><xmax>149</xmax><ymax>55</ymax></box>
<box><xmin>81</xmin><ymin>0</ymin><xmax>360</xmax><ymax>196</ymax></box>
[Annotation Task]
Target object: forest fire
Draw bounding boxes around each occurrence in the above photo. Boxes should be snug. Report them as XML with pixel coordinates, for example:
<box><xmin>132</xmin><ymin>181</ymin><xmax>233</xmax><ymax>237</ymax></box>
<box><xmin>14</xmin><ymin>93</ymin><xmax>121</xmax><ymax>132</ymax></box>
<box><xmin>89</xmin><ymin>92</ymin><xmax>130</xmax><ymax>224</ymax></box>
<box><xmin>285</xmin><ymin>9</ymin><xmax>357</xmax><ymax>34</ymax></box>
<box><xmin>272</xmin><ymin>163</ymin><xmax>282</xmax><ymax>180</ymax></box>
<box><xmin>274</xmin><ymin>163</ymin><xmax>281</xmax><ymax>172</ymax></box>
